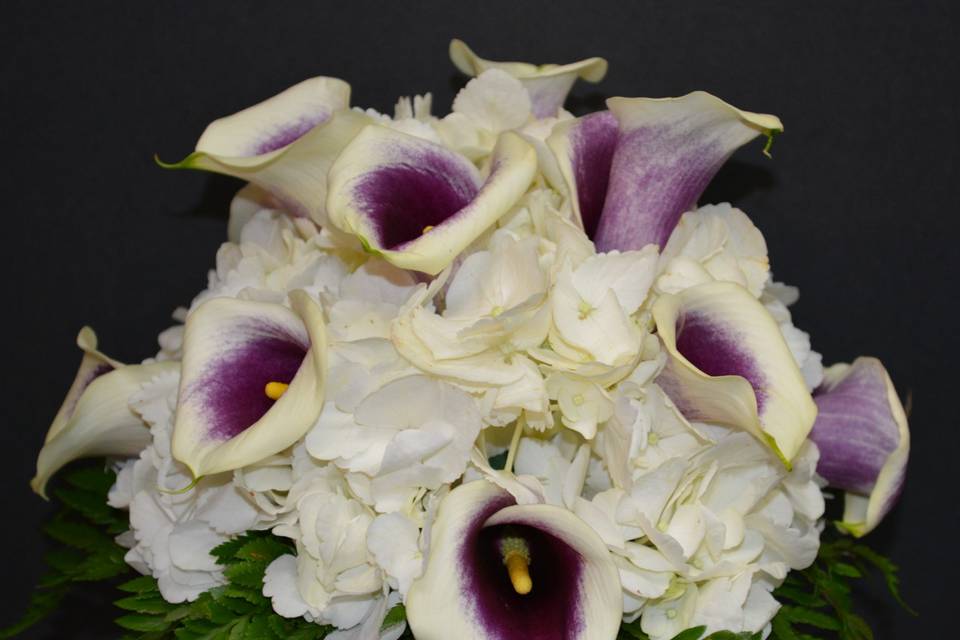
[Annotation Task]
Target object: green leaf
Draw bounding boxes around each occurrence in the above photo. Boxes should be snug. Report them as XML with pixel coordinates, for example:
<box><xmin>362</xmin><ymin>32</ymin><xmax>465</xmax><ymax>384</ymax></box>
<box><xmin>234</xmin><ymin>536</ymin><xmax>290</xmax><ymax>564</ymax></box>
<box><xmin>0</xmin><ymin>585</ymin><xmax>69</xmax><ymax>639</ymax></box>
<box><xmin>116</xmin><ymin>613</ymin><xmax>173</xmax><ymax>632</ymax></box>
<box><xmin>118</xmin><ymin>575</ymin><xmax>161</xmax><ymax>594</ymax></box>
<box><xmin>670</xmin><ymin>626</ymin><xmax>707</xmax><ymax>640</ymax></box>
<box><xmin>115</xmin><ymin>593</ymin><xmax>177</xmax><ymax>615</ymax></box>
<box><xmin>781</xmin><ymin>606</ymin><xmax>842</xmax><ymax>630</ymax></box>
<box><xmin>832</xmin><ymin>562</ymin><xmax>862</xmax><ymax>578</ymax></box>
<box><xmin>382</xmin><ymin>603</ymin><xmax>407</xmax><ymax>630</ymax></box>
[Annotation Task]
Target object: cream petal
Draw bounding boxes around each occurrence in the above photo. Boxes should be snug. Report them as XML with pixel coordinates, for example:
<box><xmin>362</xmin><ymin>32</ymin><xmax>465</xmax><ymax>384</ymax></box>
<box><xmin>327</xmin><ymin>125</ymin><xmax>537</xmax><ymax>275</ymax></box>
<box><xmin>32</xmin><ymin>359</ymin><xmax>178</xmax><ymax>498</ymax></box>
<box><xmin>162</xmin><ymin>98</ymin><xmax>369</xmax><ymax>224</ymax></box>
<box><xmin>171</xmin><ymin>291</ymin><xmax>327</xmax><ymax>477</ymax></box>
<box><xmin>449</xmin><ymin>39</ymin><xmax>608</xmax><ymax>118</ymax></box>
<box><xmin>810</xmin><ymin>358</ymin><xmax>910</xmax><ymax>536</ymax></box>
<box><xmin>653</xmin><ymin>281</ymin><xmax>816</xmax><ymax>465</ymax></box>
<box><xmin>406</xmin><ymin>480</ymin><xmax>622</xmax><ymax>640</ymax></box>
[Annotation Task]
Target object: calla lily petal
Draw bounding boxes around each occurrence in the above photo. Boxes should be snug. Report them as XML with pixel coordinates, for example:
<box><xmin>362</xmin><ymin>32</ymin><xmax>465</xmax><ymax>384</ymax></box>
<box><xmin>597</xmin><ymin>93</ymin><xmax>781</xmax><ymax>251</ymax></box>
<box><xmin>44</xmin><ymin>327</ymin><xmax>121</xmax><ymax>444</ymax></box>
<box><xmin>653</xmin><ymin>281</ymin><xmax>816</xmax><ymax>465</ymax></box>
<box><xmin>547</xmin><ymin>111</ymin><xmax>619</xmax><ymax>238</ymax></box>
<box><xmin>810</xmin><ymin>358</ymin><xmax>910</xmax><ymax>536</ymax></box>
<box><xmin>548</xmin><ymin>93</ymin><xmax>781</xmax><ymax>251</ymax></box>
<box><xmin>161</xmin><ymin>77</ymin><xmax>368</xmax><ymax>224</ymax></box>
<box><xmin>32</xmin><ymin>330</ymin><xmax>177</xmax><ymax>497</ymax></box>
<box><xmin>326</xmin><ymin>125</ymin><xmax>537</xmax><ymax>275</ymax></box>
<box><xmin>406</xmin><ymin>480</ymin><xmax>622</xmax><ymax>640</ymax></box>
<box><xmin>171</xmin><ymin>291</ymin><xmax>327</xmax><ymax>477</ymax></box>
<box><xmin>449</xmin><ymin>39</ymin><xmax>608</xmax><ymax>118</ymax></box>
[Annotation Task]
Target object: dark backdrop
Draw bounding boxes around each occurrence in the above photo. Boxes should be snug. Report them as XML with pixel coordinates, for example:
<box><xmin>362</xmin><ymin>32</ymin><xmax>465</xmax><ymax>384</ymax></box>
<box><xmin>2</xmin><ymin>1</ymin><xmax>957</xmax><ymax>637</ymax></box>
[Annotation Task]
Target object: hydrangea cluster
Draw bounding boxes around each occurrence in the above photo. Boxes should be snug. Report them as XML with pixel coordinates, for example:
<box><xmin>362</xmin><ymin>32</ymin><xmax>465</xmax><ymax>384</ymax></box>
<box><xmin>33</xmin><ymin>40</ymin><xmax>910</xmax><ymax>640</ymax></box>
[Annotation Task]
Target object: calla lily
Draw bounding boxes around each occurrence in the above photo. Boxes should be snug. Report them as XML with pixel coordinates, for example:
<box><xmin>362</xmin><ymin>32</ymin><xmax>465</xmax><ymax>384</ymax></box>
<box><xmin>809</xmin><ymin>358</ymin><xmax>910</xmax><ymax>536</ymax></box>
<box><xmin>32</xmin><ymin>328</ymin><xmax>177</xmax><ymax>498</ymax></box>
<box><xmin>326</xmin><ymin>125</ymin><xmax>537</xmax><ymax>275</ymax></box>
<box><xmin>406</xmin><ymin>480</ymin><xmax>622</xmax><ymax>640</ymax></box>
<box><xmin>652</xmin><ymin>281</ymin><xmax>816</xmax><ymax>466</ymax></box>
<box><xmin>547</xmin><ymin>93</ymin><xmax>782</xmax><ymax>251</ymax></box>
<box><xmin>160</xmin><ymin>77</ymin><xmax>369</xmax><ymax>224</ymax></box>
<box><xmin>449</xmin><ymin>39</ymin><xmax>608</xmax><ymax>118</ymax></box>
<box><xmin>171</xmin><ymin>291</ymin><xmax>327</xmax><ymax>478</ymax></box>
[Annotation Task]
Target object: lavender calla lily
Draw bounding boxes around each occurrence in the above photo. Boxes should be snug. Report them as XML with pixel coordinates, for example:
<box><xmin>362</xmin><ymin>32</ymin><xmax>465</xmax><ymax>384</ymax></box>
<box><xmin>171</xmin><ymin>291</ymin><xmax>327</xmax><ymax>478</ymax></box>
<box><xmin>652</xmin><ymin>281</ymin><xmax>817</xmax><ymax>466</ymax></box>
<box><xmin>406</xmin><ymin>480</ymin><xmax>622</xmax><ymax>640</ymax></box>
<box><xmin>449</xmin><ymin>39</ymin><xmax>608</xmax><ymax>118</ymax></box>
<box><xmin>547</xmin><ymin>92</ymin><xmax>782</xmax><ymax>251</ymax></box>
<box><xmin>32</xmin><ymin>328</ymin><xmax>177</xmax><ymax>498</ymax></box>
<box><xmin>326</xmin><ymin>125</ymin><xmax>537</xmax><ymax>275</ymax></box>
<box><xmin>809</xmin><ymin>358</ymin><xmax>910</xmax><ymax>536</ymax></box>
<box><xmin>160</xmin><ymin>77</ymin><xmax>369</xmax><ymax>225</ymax></box>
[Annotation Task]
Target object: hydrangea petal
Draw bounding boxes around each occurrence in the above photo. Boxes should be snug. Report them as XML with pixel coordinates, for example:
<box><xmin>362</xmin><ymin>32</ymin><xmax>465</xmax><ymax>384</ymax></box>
<box><xmin>449</xmin><ymin>39</ymin><xmax>608</xmax><ymax>118</ymax></box>
<box><xmin>32</xmin><ymin>352</ymin><xmax>177</xmax><ymax>498</ymax></box>
<box><xmin>327</xmin><ymin>125</ymin><xmax>537</xmax><ymax>275</ymax></box>
<box><xmin>172</xmin><ymin>291</ymin><xmax>327</xmax><ymax>477</ymax></box>
<box><xmin>406</xmin><ymin>480</ymin><xmax>621</xmax><ymax>640</ymax></box>
<box><xmin>653</xmin><ymin>281</ymin><xmax>816</xmax><ymax>465</ymax></box>
<box><xmin>595</xmin><ymin>92</ymin><xmax>782</xmax><ymax>252</ymax></box>
<box><xmin>810</xmin><ymin>358</ymin><xmax>910</xmax><ymax>536</ymax></box>
<box><xmin>160</xmin><ymin>78</ymin><xmax>368</xmax><ymax>224</ymax></box>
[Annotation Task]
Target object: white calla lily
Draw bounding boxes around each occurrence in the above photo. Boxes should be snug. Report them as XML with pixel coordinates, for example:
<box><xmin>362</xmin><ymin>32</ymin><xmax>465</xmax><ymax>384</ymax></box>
<box><xmin>326</xmin><ymin>125</ymin><xmax>537</xmax><ymax>275</ymax></box>
<box><xmin>171</xmin><ymin>291</ymin><xmax>327</xmax><ymax>477</ymax></box>
<box><xmin>32</xmin><ymin>328</ymin><xmax>177</xmax><ymax>497</ymax></box>
<box><xmin>160</xmin><ymin>77</ymin><xmax>368</xmax><ymax>224</ymax></box>
<box><xmin>406</xmin><ymin>480</ymin><xmax>622</xmax><ymax>640</ymax></box>
<box><xmin>653</xmin><ymin>281</ymin><xmax>816</xmax><ymax>466</ymax></box>
<box><xmin>449</xmin><ymin>39</ymin><xmax>608</xmax><ymax>118</ymax></box>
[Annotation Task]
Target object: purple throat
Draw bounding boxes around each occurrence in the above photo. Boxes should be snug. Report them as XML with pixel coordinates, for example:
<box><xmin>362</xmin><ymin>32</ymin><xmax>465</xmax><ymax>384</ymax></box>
<box><xmin>460</xmin><ymin>499</ymin><xmax>586</xmax><ymax>640</ymax></box>
<box><xmin>198</xmin><ymin>322</ymin><xmax>308</xmax><ymax>440</ymax></box>
<box><xmin>675</xmin><ymin>311</ymin><xmax>767</xmax><ymax>410</ymax></box>
<box><xmin>353</xmin><ymin>151</ymin><xmax>479</xmax><ymax>250</ymax></box>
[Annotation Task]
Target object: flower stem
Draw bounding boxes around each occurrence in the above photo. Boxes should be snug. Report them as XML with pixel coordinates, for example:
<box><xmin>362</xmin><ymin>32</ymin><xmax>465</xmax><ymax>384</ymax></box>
<box><xmin>504</xmin><ymin>414</ymin><xmax>526</xmax><ymax>474</ymax></box>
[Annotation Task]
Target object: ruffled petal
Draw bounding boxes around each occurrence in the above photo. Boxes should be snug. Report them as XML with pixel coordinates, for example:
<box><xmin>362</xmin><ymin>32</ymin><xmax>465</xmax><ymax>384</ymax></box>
<box><xmin>653</xmin><ymin>282</ymin><xmax>816</xmax><ymax>465</ymax></box>
<box><xmin>160</xmin><ymin>77</ymin><xmax>367</xmax><ymax>224</ymax></box>
<box><xmin>594</xmin><ymin>92</ymin><xmax>782</xmax><ymax>251</ymax></box>
<box><xmin>327</xmin><ymin>126</ymin><xmax>536</xmax><ymax>274</ymax></box>
<box><xmin>406</xmin><ymin>480</ymin><xmax>622</xmax><ymax>640</ymax></box>
<box><xmin>449</xmin><ymin>39</ymin><xmax>608</xmax><ymax>118</ymax></box>
<box><xmin>171</xmin><ymin>291</ymin><xmax>327</xmax><ymax>477</ymax></box>
<box><xmin>32</xmin><ymin>352</ymin><xmax>177</xmax><ymax>498</ymax></box>
<box><xmin>810</xmin><ymin>358</ymin><xmax>910</xmax><ymax>536</ymax></box>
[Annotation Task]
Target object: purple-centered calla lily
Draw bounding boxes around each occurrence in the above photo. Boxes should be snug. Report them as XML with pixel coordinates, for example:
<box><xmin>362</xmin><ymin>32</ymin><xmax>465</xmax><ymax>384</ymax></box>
<box><xmin>159</xmin><ymin>77</ymin><xmax>369</xmax><ymax>224</ymax></box>
<box><xmin>449</xmin><ymin>39</ymin><xmax>608</xmax><ymax>118</ymax></box>
<box><xmin>652</xmin><ymin>281</ymin><xmax>817</xmax><ymax>466</ymax></box>
<box><xmin>809</xmin><ymin>358</ymin><xmax>910</xmax><ymax>536</ymax></box>
<box><xmin>171</xmin><ymin>291</ymin><xmax>327</xmax><ymax>478</ymax></box>
<box><xmin>325</xmin><ymin>125</ymin><xmax>537</xmax><ymax>275</ymax></box>
<box><xmin>406</xmin><ymin>480</ymin><xmax>622</xmax><ymax>640</ymax></box>
<box><xmin>547</xmin><ymin>92</ymin><xmax>782</xmax><ymax>251</ymax></box>
<box><xmin>32</xmin><ymin>328</ymin><xmax>177</xmax><ymax>498</ymax></box>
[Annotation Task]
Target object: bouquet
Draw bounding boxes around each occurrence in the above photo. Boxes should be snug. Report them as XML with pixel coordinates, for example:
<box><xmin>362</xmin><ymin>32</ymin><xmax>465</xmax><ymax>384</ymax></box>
<box><xmin>8</xmin><ymin>39</ymin><xmax>911</xmax><ymax>640</ymax></box>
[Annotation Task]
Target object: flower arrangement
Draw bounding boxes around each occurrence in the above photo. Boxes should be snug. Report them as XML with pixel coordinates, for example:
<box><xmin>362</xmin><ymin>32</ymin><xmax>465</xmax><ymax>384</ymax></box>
<box><xmin>8</xmin><ymin>39</ymin><xmax>912</xmax><ymax>640</ymax></box>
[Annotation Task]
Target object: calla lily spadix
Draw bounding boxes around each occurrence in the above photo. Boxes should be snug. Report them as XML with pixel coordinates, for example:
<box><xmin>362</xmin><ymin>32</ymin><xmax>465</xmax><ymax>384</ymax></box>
<box><xmin>326</xmin><ymin>125</ymin><xmax>538</xmax><ymax>275</ymax></box>
<box><xmin>809</xmin><ymin>358</ymin><xmax>910</xmax><ymax>536</ymax></box>
<box><xmin>171</xmin><ymin>290</ymin><xmax>327</xmax><ymax>478</ymax></box>
<box><xmin>652</xmin><ymin>281</ymin><xmax>817</xmax><ymax>466</ymax></box>
<box><xmin>159</xmin><ymin>77</ymin><xmax>369</xmax><ymax>225</ymax></box>
<box><xmin>32</xmin><ymin>328</ymin><xmax>177</xmax><ymax>498</ymax></box>
<box><xmin>547</xmin><ymin>92</ymin><xmax>782</xmax><ymax>251</ymax></box>
<box><xmin>449</xmin><ymin>39</ymin><xmax>608</xmax><ymax>118</ymax></box>
<box><xmin>406</xmin><ymin>480</ymin><xmax>622</xmax><ymax>640</ymax></box>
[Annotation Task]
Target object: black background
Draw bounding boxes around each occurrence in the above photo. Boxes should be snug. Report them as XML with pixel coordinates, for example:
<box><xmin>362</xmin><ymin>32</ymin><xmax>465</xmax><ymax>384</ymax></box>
<box><xmin>2</xmin><ymin>1</ymin><xmax>958</xmax><ymax>638</ymax></box>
